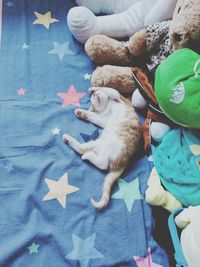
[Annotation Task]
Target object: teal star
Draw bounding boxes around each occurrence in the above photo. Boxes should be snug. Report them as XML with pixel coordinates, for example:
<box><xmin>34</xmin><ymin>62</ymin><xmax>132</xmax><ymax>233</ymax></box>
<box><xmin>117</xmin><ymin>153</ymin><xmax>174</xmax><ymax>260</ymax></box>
<box><xmin>49</xmin><ymin>41</ymin><xmax>75</xmax><ymax>61</ymax></box>
<box><xmin>111</xmin><ymin>178</ymin><xmax>143</xmax><ymax>212</ymax></box>
<box><xmin>65</xmin><ymin>233</ymin><xmax>104</xmax><ymax>267</ymax></box>
<box><xmin>28</xmin><ymin>242</ymin><xmax>40</xmax><ymax>254</ymax></box>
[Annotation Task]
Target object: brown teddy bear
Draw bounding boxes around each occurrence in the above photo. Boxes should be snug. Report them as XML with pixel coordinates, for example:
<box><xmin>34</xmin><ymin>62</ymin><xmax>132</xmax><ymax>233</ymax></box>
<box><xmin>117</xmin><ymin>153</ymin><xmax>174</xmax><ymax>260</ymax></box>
<box><xmin>84</xmin><ymin>0</ymin><xmax>200</xmax><ymax>149</ymax></box>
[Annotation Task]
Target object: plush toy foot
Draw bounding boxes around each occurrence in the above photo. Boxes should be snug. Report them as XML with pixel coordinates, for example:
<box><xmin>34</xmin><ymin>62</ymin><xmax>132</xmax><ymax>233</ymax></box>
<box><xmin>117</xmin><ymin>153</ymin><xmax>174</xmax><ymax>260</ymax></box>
<box><xmin>91</xmin><ymin>65</ymin><xmax>136</xmax><ymax>94</ymax></box>
<box><xmin>67</xmin><ymin>6</ymin><xmax>98</xmax><ymax>43</ymax></box>
<box><xmin>132</xmin><ymin>88</ymin><xmax>147</xmax><ymax>109</ymax></box>
<box><xmin>150</xmin><ymin>122</ymin><xmax>171</xmax><ymax>142</ymax></box>
<box><xmin>146</xmin><ymin>168</ymin><xmax>168</xmax><ymax>206</ymax></box>
<box><xmin>163</xmin><ymin>191</ymin><xmax>183</xmax><ymax>212</ymax></box>
<box><xmin>85</xmin><ymin>35</ymin><xmax>132</xmax><ymax>66</ymax></box>
<box><xmin>146</xmin><ymin>167</ymin><xmax>183</xmax><ymax>212</ymax></box>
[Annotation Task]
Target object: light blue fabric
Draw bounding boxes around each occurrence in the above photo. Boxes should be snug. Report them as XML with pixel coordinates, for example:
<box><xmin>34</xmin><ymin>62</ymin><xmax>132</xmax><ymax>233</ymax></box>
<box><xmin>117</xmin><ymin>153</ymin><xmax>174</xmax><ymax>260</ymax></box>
<box><xmin>0</xmin><ymin>1</ymin><xmax>169</xmax><ymax>266</ymax></box>
<box><xmin>153</xmin><ymin>128</ymin><xmax>200</xmax><ymax>207</ymax></box>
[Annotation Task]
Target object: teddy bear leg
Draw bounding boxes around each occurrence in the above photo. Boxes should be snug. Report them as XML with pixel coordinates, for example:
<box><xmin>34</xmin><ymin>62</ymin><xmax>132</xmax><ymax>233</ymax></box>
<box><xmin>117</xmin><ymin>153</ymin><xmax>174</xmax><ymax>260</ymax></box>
<box><xmin>150</xmin><ymin>122</ymin><xmax>171</xmax><ymax>142</ymax></box>
<box><xmin>85</xmin><ymin>35</ymin><xmax>132</xmax><ymax>66</ymax></box>
<box><xmin>91</xmin><ymin>65</ymin><xmax>136</xmax><ymax>95</ymax></box>
<box><xmin>67</xmin><ymin>6</ymin><xmax>98</xmax><ymax>43</ymax></box>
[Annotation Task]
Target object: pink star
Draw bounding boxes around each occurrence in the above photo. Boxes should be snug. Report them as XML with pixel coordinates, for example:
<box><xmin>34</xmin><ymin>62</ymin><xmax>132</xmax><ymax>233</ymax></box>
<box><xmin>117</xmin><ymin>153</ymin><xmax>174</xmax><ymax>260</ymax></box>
<box><xmin>17</xmin><ymin>88</ymin><xmax>26</xmax><ymax>95</ymax></box>
<box><xmin>133</xmin><ymin>247</ymin><xmax>163</xmax><ymax>267</ymax></box>
<box><xmin>57</xmin><ymin>85</ymin><xmax>86</xmax><ymax>107</ymax></box>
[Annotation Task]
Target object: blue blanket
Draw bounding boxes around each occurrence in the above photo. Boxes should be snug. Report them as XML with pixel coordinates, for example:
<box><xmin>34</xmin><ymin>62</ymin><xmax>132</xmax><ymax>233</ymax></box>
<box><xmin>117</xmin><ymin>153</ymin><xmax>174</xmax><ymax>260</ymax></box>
<box><xmin>0</xmin><ymin>1</ymin><xmax>169</xmax><ymax>266</ymax></box>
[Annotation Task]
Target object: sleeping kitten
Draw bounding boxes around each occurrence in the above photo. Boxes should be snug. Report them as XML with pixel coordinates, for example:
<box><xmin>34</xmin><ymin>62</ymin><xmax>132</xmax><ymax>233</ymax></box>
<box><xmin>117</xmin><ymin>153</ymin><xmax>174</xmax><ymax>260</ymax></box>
<box><xmin>63</xmin><ymin>87</ymin><xmax>142</xmax><ymax>209</ymax></box>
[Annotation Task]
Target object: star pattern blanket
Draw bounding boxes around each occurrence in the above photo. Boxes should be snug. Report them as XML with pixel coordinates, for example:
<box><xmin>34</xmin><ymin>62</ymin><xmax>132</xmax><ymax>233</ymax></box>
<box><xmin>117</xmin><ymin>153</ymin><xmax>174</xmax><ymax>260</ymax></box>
<box><xmin>0</xmin><ymin>1</ymin><xmax>169</xmax><ymax>266</ymax></box>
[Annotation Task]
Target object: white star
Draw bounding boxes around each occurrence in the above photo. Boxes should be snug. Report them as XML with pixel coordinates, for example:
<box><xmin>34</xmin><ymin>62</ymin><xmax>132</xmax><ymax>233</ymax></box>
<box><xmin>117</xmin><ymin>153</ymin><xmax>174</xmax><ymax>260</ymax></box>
<box><xmin>5</xmin><ymin>162</ymin><xmax>14</xmax><ymax>172</ymax></box>
<box><xmin>83</xmin><ymin>73</ymin><xmax>91</xmax><ymax>80</ymax></box>
<box><xmin>22</xmin><ymin>43</ymin><xmax>29</xmax><ymax>50</ymax></box>
<box><xmin>52</xmin><ymin>127</ymin><xmax>61</xmax><ymax>135</ymax></box>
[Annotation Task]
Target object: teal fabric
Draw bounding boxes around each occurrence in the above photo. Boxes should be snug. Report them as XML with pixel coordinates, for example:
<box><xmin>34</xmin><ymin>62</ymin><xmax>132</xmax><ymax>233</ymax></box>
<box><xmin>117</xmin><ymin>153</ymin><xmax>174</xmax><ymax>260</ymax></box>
<box><xmin>153</xmin><ymin>128</ymin><xmax>200</xmax><ymax>207</ymax></box>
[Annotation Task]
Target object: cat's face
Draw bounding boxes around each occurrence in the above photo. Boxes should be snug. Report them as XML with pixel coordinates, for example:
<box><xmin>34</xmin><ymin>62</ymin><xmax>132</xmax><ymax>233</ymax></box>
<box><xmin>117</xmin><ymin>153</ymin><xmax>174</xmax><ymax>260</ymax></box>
<box><xmin>91</xmin><ymin>90</ymin><xmax>109</xmax><ymax>112</ymax></box>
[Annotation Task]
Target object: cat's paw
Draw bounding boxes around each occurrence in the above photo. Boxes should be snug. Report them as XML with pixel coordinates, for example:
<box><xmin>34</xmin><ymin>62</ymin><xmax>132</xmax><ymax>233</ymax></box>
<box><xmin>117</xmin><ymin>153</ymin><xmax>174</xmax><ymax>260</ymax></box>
<box><xmin>75</xmin><ymin>109</ymin><xmax>88</xmax><ymax>120</ymax></box>
<box><xmin>63</xmin><ymin>134</ymin><xmax>72</xmax><ymax>144</ymax></box>
<box><xmin>81</xmin><ymin>152</ymin><xmax>94</xmax><ymax>161</ymax></box>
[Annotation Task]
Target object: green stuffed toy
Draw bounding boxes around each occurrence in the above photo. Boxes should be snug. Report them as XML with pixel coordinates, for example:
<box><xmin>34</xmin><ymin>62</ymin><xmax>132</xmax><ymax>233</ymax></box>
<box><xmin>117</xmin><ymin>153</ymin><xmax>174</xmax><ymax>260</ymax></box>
<box><xmin>155</xmin><ymin>48</ymin><xmax>200</xmax><ymax>128</ymax></box>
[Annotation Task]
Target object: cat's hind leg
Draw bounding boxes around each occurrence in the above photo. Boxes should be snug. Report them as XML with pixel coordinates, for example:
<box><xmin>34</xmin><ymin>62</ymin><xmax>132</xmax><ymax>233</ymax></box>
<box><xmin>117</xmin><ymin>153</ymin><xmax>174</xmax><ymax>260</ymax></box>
<box><xmin>63</xmin><ymin>134</ymin><xmax>95</xmax><ymax>155</ymax></box>
<box><xmin>82</xmin><ymin>152</ymin><xmax>108</xmax><ymax>170</ymax></box>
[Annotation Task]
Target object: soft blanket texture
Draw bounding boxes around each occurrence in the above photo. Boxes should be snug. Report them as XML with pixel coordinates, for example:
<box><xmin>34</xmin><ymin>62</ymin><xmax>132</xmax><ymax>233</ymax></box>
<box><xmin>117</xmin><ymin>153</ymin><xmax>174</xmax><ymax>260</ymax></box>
<box><xmin>0</xmin><ymin>1</ymin><xmax>169</xmax><ymax>266</ymax></box>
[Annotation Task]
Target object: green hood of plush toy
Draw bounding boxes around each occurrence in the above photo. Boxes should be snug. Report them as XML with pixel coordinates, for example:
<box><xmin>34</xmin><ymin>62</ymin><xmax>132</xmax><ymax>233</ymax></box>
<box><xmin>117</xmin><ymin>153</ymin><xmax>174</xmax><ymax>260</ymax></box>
<box><xmin>155</xmin><ymin>48</ymin><xmax>200</xmax><ymax>128</ymax></box>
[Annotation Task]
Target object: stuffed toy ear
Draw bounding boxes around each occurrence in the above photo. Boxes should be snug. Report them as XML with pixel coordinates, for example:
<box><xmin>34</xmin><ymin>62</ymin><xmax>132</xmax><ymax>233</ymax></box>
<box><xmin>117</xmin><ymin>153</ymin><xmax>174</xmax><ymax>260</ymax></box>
<box><xmin>144</xmin><ymin>0</ymin><xmax>177</xmax><ymax>27</ymax></box>
<box><xmin>175</xmin><ymin>208</ymin><xmax>191</xmax><ymax>229</ymax></box>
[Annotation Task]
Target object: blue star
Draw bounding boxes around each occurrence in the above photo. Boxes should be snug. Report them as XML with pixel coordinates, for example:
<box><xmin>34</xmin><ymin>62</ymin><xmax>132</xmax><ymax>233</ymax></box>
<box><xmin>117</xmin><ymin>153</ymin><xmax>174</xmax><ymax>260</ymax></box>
<box><xmin>49</xmin><ymin>41</ymin><xmax>76</xmax><ymax>61</ymax></box>
<box><xmin>6</xmin><ymin>1</ymin><xmax>14</xmax><ymax>7</ymax></box>
<box><xmin>4</xmin><ymin>162</ymin><xmax>14</xmax><ymax>172</ymax></box>
<box><xmin>65</xmin><ymin>233</ymin><xmax>104</xmax><ymax>267</ymax></box>
<box><xmin>80</xmin><ymin>129</ymin><xmax>99</xmax><ymax>142</ymax></box>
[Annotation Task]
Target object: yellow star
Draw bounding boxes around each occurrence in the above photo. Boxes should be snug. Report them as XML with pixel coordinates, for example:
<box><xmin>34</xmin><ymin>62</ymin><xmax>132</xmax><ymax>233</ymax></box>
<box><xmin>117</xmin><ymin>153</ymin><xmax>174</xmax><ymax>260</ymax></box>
<box><xmin>43</xmin><ymin>172</ymin><xmax>79</xmax><ymax>208</ymax></box>
<box><xmin>33</xmin><ymin>11</ymin><xmax>58</xmax><ymax>30</ymax></box>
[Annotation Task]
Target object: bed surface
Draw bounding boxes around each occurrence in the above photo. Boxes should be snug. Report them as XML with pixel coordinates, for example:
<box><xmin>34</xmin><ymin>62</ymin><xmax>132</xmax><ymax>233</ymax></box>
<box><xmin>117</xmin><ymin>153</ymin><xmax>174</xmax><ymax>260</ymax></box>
<box><xmin>0</xmin><ymin>1</ymin><xmax>170</xmax><ymax>266</ymax></box>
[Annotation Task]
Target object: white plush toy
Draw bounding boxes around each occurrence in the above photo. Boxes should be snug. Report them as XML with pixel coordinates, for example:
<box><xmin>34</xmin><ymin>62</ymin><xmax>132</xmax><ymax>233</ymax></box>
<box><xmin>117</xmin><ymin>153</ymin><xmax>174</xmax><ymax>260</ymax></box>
<box><xmin>67</xmin><ymin>0</ymin><xmax>177</xmax><ymax>43</ymax></box>
<box><xmin>175</xmin><ymin>206</ymin><xmax>200</xmax><ymax>267</ymax></box>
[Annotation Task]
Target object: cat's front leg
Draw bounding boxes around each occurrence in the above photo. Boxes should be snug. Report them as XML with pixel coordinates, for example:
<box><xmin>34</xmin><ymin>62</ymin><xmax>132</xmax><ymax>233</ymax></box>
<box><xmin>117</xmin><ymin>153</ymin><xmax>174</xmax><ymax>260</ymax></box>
<box><xmin>63</xmin><ymin>134</ymin><xmax>95</xmax><ymax>155</ymax></box>
<box><xmin>75</xmin><ymin>108</ymin><xmax>89</xmax><ymax>121</ymax></box>
<box><xmin>75</xmin><ymin>109</ymin><xmax>105</xmax><ymax>128</ymax></box>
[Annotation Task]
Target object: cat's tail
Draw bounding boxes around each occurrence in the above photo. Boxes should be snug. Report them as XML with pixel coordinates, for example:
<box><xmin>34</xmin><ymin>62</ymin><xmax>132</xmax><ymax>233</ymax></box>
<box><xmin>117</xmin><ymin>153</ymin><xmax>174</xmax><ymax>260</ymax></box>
<box><xmin>91</xmin><ymin>168</ymin><xmax>125</xmax><ymax>210</ymax></box>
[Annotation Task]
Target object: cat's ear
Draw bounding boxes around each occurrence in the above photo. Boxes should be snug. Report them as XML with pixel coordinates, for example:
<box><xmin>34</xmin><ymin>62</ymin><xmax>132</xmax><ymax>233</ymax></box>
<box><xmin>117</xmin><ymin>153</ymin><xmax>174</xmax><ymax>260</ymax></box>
<box><xmin>101</xmin><ymin>87</ymin><xmax>121</xmax><ymax>102</ymax></box>
<box><xmin>88</xmin><ymin>87</ymin><xmax>99</xmax><ymax>94</ymax></box>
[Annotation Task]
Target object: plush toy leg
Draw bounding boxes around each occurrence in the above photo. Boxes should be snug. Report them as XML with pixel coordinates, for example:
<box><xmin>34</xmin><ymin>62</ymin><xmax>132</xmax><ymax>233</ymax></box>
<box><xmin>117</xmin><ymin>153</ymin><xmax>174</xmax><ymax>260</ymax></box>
<box><xmin>146</xmin><ymin>167</ymin><xmax>183</xmax><ymax>212</ymax></box>
<box><xmin>150</xmin><ymin>122</ymin><xmax>171</xmax><ymax>142</ymax></box>
<box><xmin>85</xmin><ymin>35</ymin><xmax>131</xmax><ymax>66</ymax></box>
<box><xmin>144</xmin><ymin>0</ymin><xmax>177</xmax><ymax>27</ymax></box>
<box><xmin>75</xmin><ymin>0</ymin><xmax>134</xmax><ymax>14</ymax></box>
<box><xmin>68</xmin><ymin>0</ymin><xmax>156</xmax><ymax>43</ymax></box>
<box><xmin>93</xmin><ymin>1</ymin><xmax>155</xmax><ymax>40</ymax></box>
<box><xmin>67</xmin><ymin>6</ymin><xmax>98</xmax><ymax>44</ymax></box>
<box><xmin>132</xmin><ymin>88</ymin><xmax>147</xmax><ymax>109</ymax></box>
<box><xmin>91</xmin><ymin>65</ymin><xmax>136</xmax><ymax>95</ymax></box>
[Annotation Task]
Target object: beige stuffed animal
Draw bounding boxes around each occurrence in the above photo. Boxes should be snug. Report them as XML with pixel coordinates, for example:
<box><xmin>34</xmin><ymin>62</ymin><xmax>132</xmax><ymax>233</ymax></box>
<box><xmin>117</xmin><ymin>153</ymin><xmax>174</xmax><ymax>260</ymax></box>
<box><xmin>85</xmin><ymin>0</ymin><xmax>200</xmax><ymax>88</ymax></box>
<box><xmin>85</xmin><ymin>0</ymin><xmax>200</xmax><ymax>143</ymax></box>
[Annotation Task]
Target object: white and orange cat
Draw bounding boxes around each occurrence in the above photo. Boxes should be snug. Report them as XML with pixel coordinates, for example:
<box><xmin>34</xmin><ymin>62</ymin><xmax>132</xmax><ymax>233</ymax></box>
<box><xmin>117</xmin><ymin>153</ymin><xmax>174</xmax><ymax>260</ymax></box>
<box><xmin>63</xmin><ymin>87</ymin><xmax>142</xmax><ymax>209</ymax></box>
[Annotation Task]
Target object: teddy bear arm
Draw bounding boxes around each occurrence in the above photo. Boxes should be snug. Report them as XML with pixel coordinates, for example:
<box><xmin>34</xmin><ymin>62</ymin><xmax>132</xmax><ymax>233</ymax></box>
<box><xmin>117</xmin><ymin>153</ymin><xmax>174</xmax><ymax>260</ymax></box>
<box><xmin>91</xmin><ymin>65</ymin><xmax>137</xmax><ymax>95</ymax></box>
<box><xmin>85</xmin><ymin>35</ymin><xmax>132</xmax><ymax>66</ymax></box>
